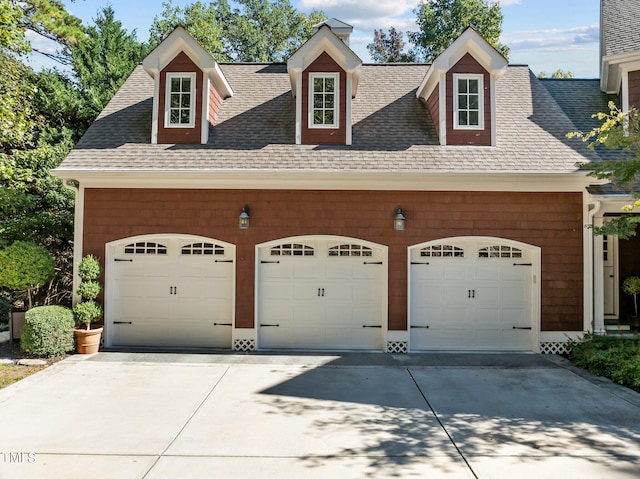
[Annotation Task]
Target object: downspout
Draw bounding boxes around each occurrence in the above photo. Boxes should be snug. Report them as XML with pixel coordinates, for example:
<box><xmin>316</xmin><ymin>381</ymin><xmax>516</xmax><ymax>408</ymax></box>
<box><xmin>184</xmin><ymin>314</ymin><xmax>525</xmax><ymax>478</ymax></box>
<box><xmin>62</xmin><ymin>179</ymin><xmax>83</xmax><ymax>306</ymax></box>
<box><xmin>587</xmin><ymin>200</ymin><xmax>602</xmax><ymax>334</ymax></box>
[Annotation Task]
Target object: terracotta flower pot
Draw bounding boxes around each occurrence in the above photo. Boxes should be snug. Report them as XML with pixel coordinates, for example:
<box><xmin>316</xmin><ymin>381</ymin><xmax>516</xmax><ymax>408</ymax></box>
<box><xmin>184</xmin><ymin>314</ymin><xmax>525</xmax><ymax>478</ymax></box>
<box><xmin>74</xmin><ymin>327</ymin><xmax>103</xmax><ymax>354</ymax></box>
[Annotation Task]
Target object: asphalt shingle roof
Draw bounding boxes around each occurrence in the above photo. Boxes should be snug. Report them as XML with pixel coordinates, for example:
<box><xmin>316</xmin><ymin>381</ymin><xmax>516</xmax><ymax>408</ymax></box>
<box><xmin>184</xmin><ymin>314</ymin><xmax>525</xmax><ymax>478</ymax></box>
<box><xmin>602</xmin><ymin>0</ymin><xmax>640</xmax><ymax>57</ymax></box>
<box><xmin>55</xmin><ymin>63</ymin><xmax>601</xmax><ymax>175</ymax></box>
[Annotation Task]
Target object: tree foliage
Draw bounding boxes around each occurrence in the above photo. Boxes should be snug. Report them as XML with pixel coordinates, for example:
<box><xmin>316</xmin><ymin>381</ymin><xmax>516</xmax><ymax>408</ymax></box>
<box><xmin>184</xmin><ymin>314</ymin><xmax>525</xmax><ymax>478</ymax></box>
<box><xmin>409</xmin><ymin>0</ymin><xmax>508</xmax><ymax>63</ymax></box>
<box><xmin>70</xmin><ymin>6</ymin><xmax>150</xmax><ymax>115</ymax></box>
<box><xmin>0</xmin><ymin>0</ymin><xmax>30</xmax><ymax>54</ymax></box>
<box><xmin>0</xmin><ymin>241</ymin><xmax>55</xmax><ymax>308</ymax></box>
<box><xmin>1</xmin><ymin>4</ymin><xmax>144</xmax><ymax>307</ymax></box>
<box><xmin>568</xmin><ymin>102</ymin><xmax>640</xmax><ymax>238</ymax></box>
<box><xmin>538</xmin><ymin>69</ymin><xmax>574</xmax><ymax>79</ymax></box>
<box><xmin>150</xmin><ymin>1</ymin><xmax>227</xmax><ymax>59</ymax></box>
<box><xmin>150</xmin><ymin>0</ymin><xmax>325</xmax><ymax>62</ymax></box>
<box><xmin>13</xmin><ymin>0</ymin><xmax>85</xmax><ymax>64</ymax></box>
<box><xmin>367</xmin><ymin>27</ymin><xmax>416</xmax><ymax>63</ymax></box>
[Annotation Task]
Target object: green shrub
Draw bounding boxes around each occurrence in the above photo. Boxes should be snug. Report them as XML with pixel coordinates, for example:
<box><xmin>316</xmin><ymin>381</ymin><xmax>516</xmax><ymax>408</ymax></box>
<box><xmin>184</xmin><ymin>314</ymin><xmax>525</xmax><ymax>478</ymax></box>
<box><xmin>0</xmin><ymin>299</ymin><xmax>11</xmax><ymax>324</ymax></box>
<box><xmin>569</xmin><ymin>335</ymin><xmax>640</xmax><ymax>392</ymax></box>
<box><xmin>20</xmin><ymin>306</ymin><xmax>74</xmax><ymax>356</ymax></box>
<box><xmin>77</xmin><ymin>280</ymin><xmax>101</xmax><ymax>301</ymax></box>
<box><xmin>72</xmin><ymin>300</ymin><xmax>102</xmax><ymax>329</ymax></box>
<box><xmin>0</xmin><ymin>241</ymin><xmax>55</xmax><ymax>309</ymax></box>
<box><xmin>77</xmin><ymin>255</ymin><xmax>101</xmax><ymax>281</ymax></box>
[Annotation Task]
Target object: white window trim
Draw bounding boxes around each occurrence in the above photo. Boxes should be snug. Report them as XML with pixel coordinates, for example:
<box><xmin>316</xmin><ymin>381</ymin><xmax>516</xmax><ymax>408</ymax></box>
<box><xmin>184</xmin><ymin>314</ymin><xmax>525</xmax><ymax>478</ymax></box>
<box><xmin>453</xmin><ymin>73</ymin><xmax>484</xmax><ymax>130</ymax></box>
<box><xmin>165</xmin><ymin>72</ymin><xmax>196</xmax><ymax>129</ymax></box>
<box><xmin>308</xmin><ymin>72</ymin><xmax>339</xmax><ymax>129</ymax></box>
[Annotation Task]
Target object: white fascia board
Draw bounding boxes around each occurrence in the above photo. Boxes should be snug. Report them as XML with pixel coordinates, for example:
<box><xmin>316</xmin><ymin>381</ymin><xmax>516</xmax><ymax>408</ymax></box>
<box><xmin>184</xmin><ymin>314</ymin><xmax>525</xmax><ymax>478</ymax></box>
<box><xmin>151</xmin><ymin>77</ymin><xmax>160</xmax><ymax>144</ymax></box>
<box><xmin>287</xmin><ymin>28</ymin><xmax>362</xmax><ymax>97</ymax></box>
<box><xmin>601</xmin><ymin>52</ymin><xmax>640</xmax><ymax>94</ymax></box>
<box><xmin>201</xmin><ymin>76</ymin><xmax>210</xmax><ymax>144</ymax></box>
<box><xmin>416</xmin><ymin>65</ymin><xmax>439</xmax><ymax>101</ymax></box>
<box><xmin>416</xmin><ymin>29</ymin><xmax>507</xmax><ymax>100</ymax></box>
<box><xmin>433</xmin><ymin>29</ymin><xmax>507</xmax><ymax>75</ymax></box>
<box><xmin>51</xmin><ymin>170</ymin><xmax>595</xmax><ymax>193</ymax></box>
<box><xmin>142</xmin><ymin>26</ymin><xmax>233</xmax><ymax>98</ymax></box>
<box><xmin>205</xmin><ymin>63</ymin><xmax>233</xmax><ymax>99</ymax></box>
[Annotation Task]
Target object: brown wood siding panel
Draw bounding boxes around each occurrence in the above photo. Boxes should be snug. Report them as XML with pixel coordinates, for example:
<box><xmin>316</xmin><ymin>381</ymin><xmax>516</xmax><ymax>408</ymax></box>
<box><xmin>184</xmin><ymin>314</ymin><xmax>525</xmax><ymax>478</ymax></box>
<box><xmin>629</xmin><ymin>70</ymin><xmax>640</xmax><ymax>110</ymax></box>
<box><xmin>83</xmin><ymin>189</ymin><xmax>584</xmax><ymax>333</ymax></box>
<box><xmin>157</xmin><ymin>51</ymin><xmax>203</xmax><ymax>144</ymax></box>
<box><xmin>426</xmin><ymin>86</ymin><xmax>440</xmax><ymax>139</ymax></box>
<box><xmin>446</xmin><ymin>53</ymin><xmax>491</xmax><ymax>146</ymax></box>
<box><xmin>208</xmin><ymin>82</ymin><xmax>222</xmax><ymax>126</ymax></box>
<box><xmin>301</xmin><ymin>52</ymin><xmax>347</xmax><ymax>145</ymax></box>
<box><xmin>619</xmin><ymin>226</ymin><xmax>640</xmax><ymax>318</ymax></box>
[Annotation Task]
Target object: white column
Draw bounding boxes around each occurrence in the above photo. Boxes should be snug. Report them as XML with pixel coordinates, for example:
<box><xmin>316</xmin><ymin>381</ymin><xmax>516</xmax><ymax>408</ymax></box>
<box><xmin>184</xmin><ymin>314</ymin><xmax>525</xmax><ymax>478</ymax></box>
<box><xmin>592</xmin><ymin>216</ymin><xmax>606</xmax><ymax>334</ymax></box>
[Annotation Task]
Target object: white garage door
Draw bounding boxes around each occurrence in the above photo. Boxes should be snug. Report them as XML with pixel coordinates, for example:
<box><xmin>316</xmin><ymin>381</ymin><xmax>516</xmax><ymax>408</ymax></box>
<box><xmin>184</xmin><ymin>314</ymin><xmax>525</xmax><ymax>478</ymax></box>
<box><xmin>107</xmin><ymin>236</ymin><xmax>234</xmax><ymax>348</ymax></box>
<box><xmin>410</xmin><ymin>238</ymin><xmax>537</xmax><ymax>351</ymax></box>
<box><xmin>257</xmin><ymin>237</ymin><xmax>386</xmax><ymax>350</ymax></box>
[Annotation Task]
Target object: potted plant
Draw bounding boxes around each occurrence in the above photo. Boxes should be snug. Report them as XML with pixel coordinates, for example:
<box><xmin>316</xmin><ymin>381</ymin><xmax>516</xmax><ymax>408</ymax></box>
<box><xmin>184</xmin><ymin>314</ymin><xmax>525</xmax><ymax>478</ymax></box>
<box><xmin>0</xmin><ymin>241</ymin><xmax>55</xmax><ymax>340</ymax></box>
<box><xmin>72</xmin><ymin>255</ymin><xmax>104</xmax><ymax>354</ymax></box>
<box><xmin>622</xmin><ymin>276</ymin><xmax>640</xmax><ymax>329</ymax></box>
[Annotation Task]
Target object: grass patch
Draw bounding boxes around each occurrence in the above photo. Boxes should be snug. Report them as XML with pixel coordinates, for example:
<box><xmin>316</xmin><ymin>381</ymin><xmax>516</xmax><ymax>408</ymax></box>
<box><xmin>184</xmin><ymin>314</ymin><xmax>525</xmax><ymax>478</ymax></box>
<box><xmin>569</xmin><ymin>335</ymin><xmax>640</xmax><ymax>392</ymax></box>
<box><xmin>0</xmin><ymin>364</ymin><xmax>46</xmax><ymax>389</ymax></box>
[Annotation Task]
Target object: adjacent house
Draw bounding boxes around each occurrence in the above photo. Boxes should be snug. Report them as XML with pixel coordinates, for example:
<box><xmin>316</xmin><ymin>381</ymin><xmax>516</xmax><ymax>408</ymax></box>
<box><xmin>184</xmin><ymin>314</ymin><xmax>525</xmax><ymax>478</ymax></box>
<box><xmin>52</xmin><ymin>2</ymin><xmax>637</xmax><ymax>353</ymax></box>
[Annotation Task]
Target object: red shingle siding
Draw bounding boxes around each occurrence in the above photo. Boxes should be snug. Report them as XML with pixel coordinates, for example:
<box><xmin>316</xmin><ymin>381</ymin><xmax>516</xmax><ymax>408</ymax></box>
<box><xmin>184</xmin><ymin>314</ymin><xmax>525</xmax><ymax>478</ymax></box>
<box><xmin>208</xmin><ymin>82</ymin><xmax>222</xmax><ymax>126</ymax></box>
<box><xmin>446</xmin><ymin>53</ymin><xmax>491</xmax><ymax>146</ymax></box>
<box><xmin>629</xmin><ymin>70</ymin><xmax>640</xmax><ymax>110</ymax></box>
<box><xmin>83</xmin><ymin>189</ymin><xmax>584</xmax><ymax>332</ymax></box>
<box><xmin>157</xmin><ymin>52</ymin><xmax>203</xmax><ymax>144</ymax></box>
<box><xmin>301</xmin><ymin>52</ymin><xmax>347</xmax><ymax>145</ymax></box>
<box><xmin>426</xmin><ymin>86</ymin><xmax>440</xmax><ymax>139</ymax></box>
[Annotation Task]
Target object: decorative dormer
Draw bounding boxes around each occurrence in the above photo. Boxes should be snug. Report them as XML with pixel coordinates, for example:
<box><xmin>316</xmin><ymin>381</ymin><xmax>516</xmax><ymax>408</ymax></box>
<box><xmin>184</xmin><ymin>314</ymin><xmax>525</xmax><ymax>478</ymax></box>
<box><xmin>142</xmin><ymin>26</ymin><xmax>233</xmax><ymax>145</ymax></box>
<box><xmin>287</xmin><ymin>19</ymin><xmax>362</xmax><ymax>145</ymax></box>
<box><xmin>416</xmin><ymin>27</ymin><xmax>507</xmax><ymax>146</ymax></box>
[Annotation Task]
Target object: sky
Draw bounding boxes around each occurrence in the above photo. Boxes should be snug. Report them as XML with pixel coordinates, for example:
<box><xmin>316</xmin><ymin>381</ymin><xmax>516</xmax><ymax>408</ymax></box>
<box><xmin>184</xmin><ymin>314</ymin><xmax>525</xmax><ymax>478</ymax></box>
<box><xmin>27</xmin><ymin>0</ymin><xmax>601</xmax><ymax>78</ymax></box>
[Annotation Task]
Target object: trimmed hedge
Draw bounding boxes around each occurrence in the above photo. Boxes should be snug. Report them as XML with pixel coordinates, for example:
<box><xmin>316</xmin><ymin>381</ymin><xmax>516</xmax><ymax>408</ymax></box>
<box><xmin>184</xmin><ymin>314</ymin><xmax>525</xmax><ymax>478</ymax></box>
<box><xmin>0</xmin><ymin>299</ymin><xmax>10</xmax><ymax>324</ymax></box>
<box><xmin>569</xmin><ymin>335</ymin><xmax>640</xmax><ymax>392</ymax></box>
<box><xmin>20</xmin><ymin>306</ymin><xmax>75</xmax><ymax>357</ymax></box>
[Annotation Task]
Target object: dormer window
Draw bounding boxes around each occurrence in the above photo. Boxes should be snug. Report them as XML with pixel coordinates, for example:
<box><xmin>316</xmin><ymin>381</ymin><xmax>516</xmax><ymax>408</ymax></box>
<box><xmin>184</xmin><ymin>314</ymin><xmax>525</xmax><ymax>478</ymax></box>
<box><xmin>454</xmin><ymin>74</ymin><xmax>483</xmax><ymax>130</ymax></box>
<box><xmin>309</xmin><ymin>73</ymin><xmax>339</xmax><ymax>128</ymax></box>
<box><xmin>165</xmin><ymin>72</ymin><xmax>196</xmax><ymax>128</ymax></box>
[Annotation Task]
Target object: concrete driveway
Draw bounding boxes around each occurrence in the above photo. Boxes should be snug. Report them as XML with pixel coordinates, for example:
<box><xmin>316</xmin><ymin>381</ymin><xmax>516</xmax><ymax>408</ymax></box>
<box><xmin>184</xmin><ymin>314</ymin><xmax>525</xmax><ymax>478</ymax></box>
<box><xmin>0</xmin><ymin>352</ymin><xmax>638</xmax><ymax>479</ymax></box>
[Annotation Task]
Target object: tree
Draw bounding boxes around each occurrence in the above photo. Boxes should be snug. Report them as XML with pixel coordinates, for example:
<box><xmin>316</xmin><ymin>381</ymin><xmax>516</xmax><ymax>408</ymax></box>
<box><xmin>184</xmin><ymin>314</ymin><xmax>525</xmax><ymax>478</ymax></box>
<box><xmin>0</xmin><ymin>1</ymin><xmax>101</xmax><ymax>307</ymax></box>
<box><xmin>0</xmin><ymin>54</ymin><xmax>39</xmax><ymax>152</ymax></box>
<box><xmin>217</xmin><ymin>0</ymin><xmax>325</xmax><ymax>62</ymax></box>
<box><xmin>12</xmin><ymin>0</ymin><xmax>85</xmax><ymax>64</ymax></box>
<box><xmin>150</xmin><ymin>0</ymin><xmax>325</xmax><ymax>62</ymax></box>
<box><xmin>0</xmin><ymin>241</ymin><xmax>55</xmax><ymax>309</ymax></box>
<box><xmin>409</xmin><ymin>0</ymin><xmax>508</xmax><ymax>63</ymax></box>
<box><xmin>367</xmin><ymin>27</ymin><xmax>416</xmax><ymax>63</ymax></box>
<box><xmin>0</xmin><ymin>0</ymin><xmax>30</xmax><ymax>54</ymax></box>
<box><xmin>70</xmin><ymin>6</ymin><xmax>150</xmax><ymax>116</ymax></box>
<box><xmin>567</xmin><ymin>102</ymin><xmax>640</xmax><ymax>238</ymax></box>
<box><xmin>538</xmin><ymin>69</ymin><xmax>574</xmax><ymax>79</ymax></box>
<box><xmin>149</xmin><ymin>1</ymin><xmax>227</xmax><ymax>60</ymax></box>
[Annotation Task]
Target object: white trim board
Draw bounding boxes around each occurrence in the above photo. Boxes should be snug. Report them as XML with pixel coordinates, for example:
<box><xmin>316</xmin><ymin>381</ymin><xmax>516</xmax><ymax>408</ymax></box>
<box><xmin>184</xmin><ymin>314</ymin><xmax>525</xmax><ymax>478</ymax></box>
<box><xmin>52</xmin><ymin>171</ymin><xmax>596</xmax><ymax>192</ymax></box>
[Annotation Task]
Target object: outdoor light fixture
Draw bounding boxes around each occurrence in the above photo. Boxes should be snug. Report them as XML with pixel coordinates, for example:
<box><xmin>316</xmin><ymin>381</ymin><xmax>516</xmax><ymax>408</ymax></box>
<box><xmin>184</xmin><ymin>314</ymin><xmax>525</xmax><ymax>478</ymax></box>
<box><xmin>394</xmin><ymin>207</ymin><xmax>405</xmax><ymax>231</ymax></box>
<box><xmin>239</xmin><ymin>205</ymin><xmax>250</xmax><ymax>229</ymax></box>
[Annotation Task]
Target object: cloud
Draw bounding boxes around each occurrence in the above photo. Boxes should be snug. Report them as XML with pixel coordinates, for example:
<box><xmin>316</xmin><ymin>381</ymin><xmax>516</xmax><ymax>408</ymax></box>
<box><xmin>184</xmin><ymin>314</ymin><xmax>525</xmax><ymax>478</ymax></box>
<box><xmin>502</xmin><ymin>24</ymin><xmax>599</xmax><ymax>52</ymax></box>
<box><xmin>24</xmin><ymin>30</ymin><xmax>59</xmax><ymax>55</ymax></box>
<box><xmin>299</xmin><ymin>0</ymin><xmax>415</xmax><ymax>21</ymax></box>
<box><xmin>348</xmin><ymin>17</ymin><xmax>417</xmax><ymax>34</ymax></box>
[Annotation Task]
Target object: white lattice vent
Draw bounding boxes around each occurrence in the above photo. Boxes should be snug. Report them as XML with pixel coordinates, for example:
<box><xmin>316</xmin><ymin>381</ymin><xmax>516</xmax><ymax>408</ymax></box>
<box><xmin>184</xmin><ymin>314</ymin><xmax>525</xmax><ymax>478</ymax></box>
<box><xmin>387</xmin><ymin>341</ymin><xmax>408</xmax><ymax>354</ymax></box>
<box><xmin>540</xmin><ymin>342</ymin><xmax>571</xmax><ymax>355</ymax></box>
<box><xmin>234</xmin><ymin>339</ymin><xmax>256</xmax><ymax>352</ymax></box>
